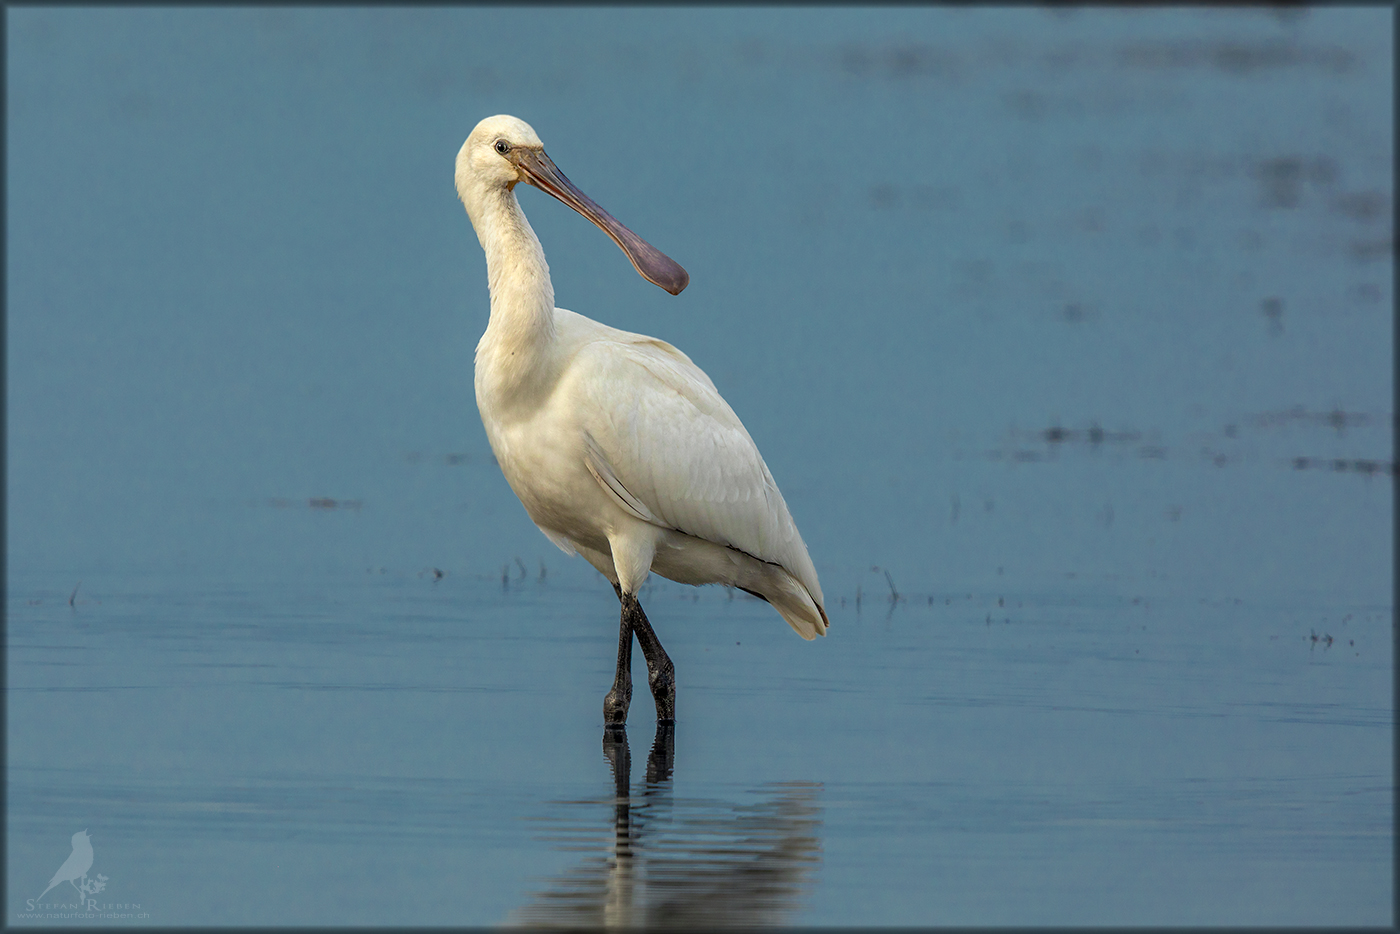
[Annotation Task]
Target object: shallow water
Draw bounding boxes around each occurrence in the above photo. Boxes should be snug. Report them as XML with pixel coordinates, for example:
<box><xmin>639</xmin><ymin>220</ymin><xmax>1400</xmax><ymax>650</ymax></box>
<box><xmin>7</xmin><ymin>6</ymin><xmax>1393</xmax><ymax>927</ymax></box>
<box><xmin>7</xmin><ymin>572</ymin><xmax>1391</xmax><ymax>925</ymax></box>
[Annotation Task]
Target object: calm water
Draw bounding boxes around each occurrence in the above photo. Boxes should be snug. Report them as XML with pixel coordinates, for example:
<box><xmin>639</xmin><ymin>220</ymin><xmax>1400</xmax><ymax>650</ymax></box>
<box><xmin>7</xmin><ymin>7</ymin><xmax>1393</xmax><ymax>926</ymax></box>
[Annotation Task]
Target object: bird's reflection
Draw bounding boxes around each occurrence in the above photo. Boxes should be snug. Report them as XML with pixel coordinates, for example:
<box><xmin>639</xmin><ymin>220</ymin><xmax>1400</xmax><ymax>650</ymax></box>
<box><xmin>508</xmin><ymin>724</ymin><xmax>822</xmax><ymax>929</ymax></box>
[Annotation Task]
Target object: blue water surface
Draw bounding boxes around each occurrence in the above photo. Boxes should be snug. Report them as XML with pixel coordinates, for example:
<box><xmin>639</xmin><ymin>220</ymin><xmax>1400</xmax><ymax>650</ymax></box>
<box><xmin>7</xmin><ymin>6</ymin><xmax>1392</xmax><ymax>926</ymax></box>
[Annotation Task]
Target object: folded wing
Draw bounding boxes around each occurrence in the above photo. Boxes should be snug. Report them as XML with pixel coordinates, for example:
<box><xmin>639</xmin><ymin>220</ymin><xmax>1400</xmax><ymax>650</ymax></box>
<box><xmin>570</xmin><ymin>332</ymin><xmax>824</xmax><ymax>617</ymax></box>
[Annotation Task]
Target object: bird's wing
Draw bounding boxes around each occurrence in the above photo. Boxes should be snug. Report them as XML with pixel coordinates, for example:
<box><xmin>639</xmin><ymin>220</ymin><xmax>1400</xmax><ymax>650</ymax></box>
<box><xmin>571</xmin><ymin>334</ymin><xmax>822</xmax><ymax>603</ymax></box>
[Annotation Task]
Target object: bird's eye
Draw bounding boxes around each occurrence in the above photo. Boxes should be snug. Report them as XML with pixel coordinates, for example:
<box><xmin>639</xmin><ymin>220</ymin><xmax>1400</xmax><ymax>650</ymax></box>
<box><xmin>494</xmin><ymin>140</ymin><xmax>511</xmax><ymax>155</ymax></box>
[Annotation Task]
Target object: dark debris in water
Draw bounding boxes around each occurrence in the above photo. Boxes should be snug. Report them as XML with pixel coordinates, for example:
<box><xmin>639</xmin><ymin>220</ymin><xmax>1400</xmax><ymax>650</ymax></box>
<box><xmin>265</xmin><ymin>497</ymin><xmax>364</xmax><ymax>511</ymax></box>
<box><xmin>1041</xmin><ymin>422</ymin><xmax>1141</xmax><ymax>446</ymax></box>
<box><xmin>978</xmin><ymin>411</ymin><xmax>1391</xmax><ymax>479</ymax></box>
<box><xmin>1346</xmin><ymin>283</ymin><xmax>1383</xmax><ymax>304</ymax></box>
<box><xmin>1250</xmin><ymin>155</ymin><xmax>1339</xmax><ymax>209</ymax></box>
<box><xmin>1291</xmin><ymin>457</ymin><xmax>1396</xmax><ymax>476</ymax></box>
<box><xmin>866</xmin><ymin>182</ymin><xmax>962</xmax><ymax>212</ymax></box>
<box><xmin>984</xmin><ymin>421</ymin><xmax>1156</xmax><ymax>464</ymax></box>
<box><xmin>1247</xmin><ymin>406</ymin><xmax>1373</xmax><ymax>434</ymax></box>
<box><xmin>834</xmin><ymin>32</ymin><xmax>1354</xmax><ymax>84</ymax></box>
<box><xmin>1347</xmin><ymin>236</ymin><xmax>1393</xmax><ymax>263</ymax></box>
<box><xmin>1116</xmin><ymin>39</ymin><xmax>1355</xmax><ymax>75</ymax></box>
<box><xmin>405</xmin><ymin>451</ymin><xmax>486</xmax><ymax>466</ymax></box>
<box><xmin>1061</xmin><ymin>301</ymin><xmax>1099</xmax><ymax>324</ymax></box>
<box><xmin>1309</xmin><ymin>629</ymin><xmax>1335</xmax><ymax>651</ymax></box>
<box><xmin>984</xmin><ymin>423</ymin><xmax>1150</xmax><ymax>459</ymax></box>
<box><xmin>1330</xmin><ymin>190</ymin><xmax>1391</xmax><ymax>223</ymax></box>
<box><xmin>838</xmin><ymin>42</ymin><xmax>962</xmax><ymax>80</ymax></box>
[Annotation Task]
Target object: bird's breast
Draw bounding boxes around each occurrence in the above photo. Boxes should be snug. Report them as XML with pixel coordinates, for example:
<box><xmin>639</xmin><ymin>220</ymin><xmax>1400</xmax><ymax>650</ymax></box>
<box><xmin>477</xmin><ymin>372</ymin><xmax>624</xmax><ymax>556</ymax></box>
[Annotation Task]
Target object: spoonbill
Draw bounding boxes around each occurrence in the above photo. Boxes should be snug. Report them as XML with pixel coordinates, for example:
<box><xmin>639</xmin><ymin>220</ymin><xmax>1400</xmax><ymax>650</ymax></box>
<box><xmin>455</xmin><ymin>115</ymin><xmax>827</xmax><ymax>726</ymax></box>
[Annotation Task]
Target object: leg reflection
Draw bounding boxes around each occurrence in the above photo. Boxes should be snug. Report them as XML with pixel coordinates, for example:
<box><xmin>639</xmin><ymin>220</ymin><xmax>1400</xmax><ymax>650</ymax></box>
<box><xmin>601</xmin><ymin>725</ymin><xmax>635</xmax><ymax>927</ymax></box>
<box><xmin>602</xmin><ymin>725</ymin><xmax>631</xmax><ymax>801</ymax></box>
<box><xmin>645</xmin><ymin>721</ymin><xmax>675</xmax><ymax>786</ymax></box>
<box><xmin>513</xmin><ymin>725</ymin><xmax>820</xmax><ymax>928</ymax></box>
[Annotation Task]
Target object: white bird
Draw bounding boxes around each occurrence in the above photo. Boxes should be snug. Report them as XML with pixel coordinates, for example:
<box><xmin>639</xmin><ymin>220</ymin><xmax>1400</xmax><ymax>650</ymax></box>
<box><xmin>37</xmin><ymin>830</ymin><xmax>93</xmax><ymax>902</ymax></box>
<box><xmin>455</xmin><ymin>115</ymin><xmax>827</xmax><ymax>726</ymax></box>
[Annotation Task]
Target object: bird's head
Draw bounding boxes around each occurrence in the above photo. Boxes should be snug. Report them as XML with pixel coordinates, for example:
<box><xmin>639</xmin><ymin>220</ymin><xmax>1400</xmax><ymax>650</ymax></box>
<box><xmin>456</xmin><ymin>114</ymin><xmax>688</xmax><ymax>295</ymax></box>
<box><xmin>73</xmin><ymin>830</ymin><xmax>90</xmax><ymax>845</ymax></box>
<box><xmin>457</xmin><ymin>114</ymin><xmax>544</xmax><ymax>191</ymax></box>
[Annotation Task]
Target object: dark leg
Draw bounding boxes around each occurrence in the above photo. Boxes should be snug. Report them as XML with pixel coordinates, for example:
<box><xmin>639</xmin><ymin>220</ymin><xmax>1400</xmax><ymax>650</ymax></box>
<box><xmin>622</xmin><ymin>593</ymin><xmax>675</xmax><ymax>722</ymax></box>
<box><xmin>603</xmin><ymin>594</ymin><xmax>633</xmax><ymax>726</ymax></box>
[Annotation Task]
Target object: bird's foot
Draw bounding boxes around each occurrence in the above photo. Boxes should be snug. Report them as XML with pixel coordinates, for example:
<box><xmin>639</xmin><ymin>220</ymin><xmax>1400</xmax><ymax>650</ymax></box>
<box><xmin>604</xmin><ymin>681</ymin><xmax>632</xmax><ymax>726</ymax></box>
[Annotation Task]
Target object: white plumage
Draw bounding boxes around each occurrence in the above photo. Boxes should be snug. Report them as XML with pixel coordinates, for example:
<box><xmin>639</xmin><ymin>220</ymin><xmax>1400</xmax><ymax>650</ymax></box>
<box><xmin>455</xmin><ymin>115</ymin><xmax>825</xmax><ymax>722</ymax></box>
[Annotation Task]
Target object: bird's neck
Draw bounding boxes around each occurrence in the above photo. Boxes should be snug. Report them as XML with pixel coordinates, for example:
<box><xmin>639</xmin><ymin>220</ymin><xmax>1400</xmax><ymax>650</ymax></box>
<box><xmin>469</xmin><ymin>183</ymin><xmax>558</xmax><ymax>361</ymax></box>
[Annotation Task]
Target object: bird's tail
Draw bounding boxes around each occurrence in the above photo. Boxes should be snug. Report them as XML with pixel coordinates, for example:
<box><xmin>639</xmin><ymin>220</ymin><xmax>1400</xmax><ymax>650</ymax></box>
<box><xmin>36</xmin><ymin>881</ymin><xmax>60</xmax><ymax>902</ymax></box>
<box><xmin>742</xmin><ymin>565</ymin><xmax>829</xmax><ymax>640</ymax></box>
